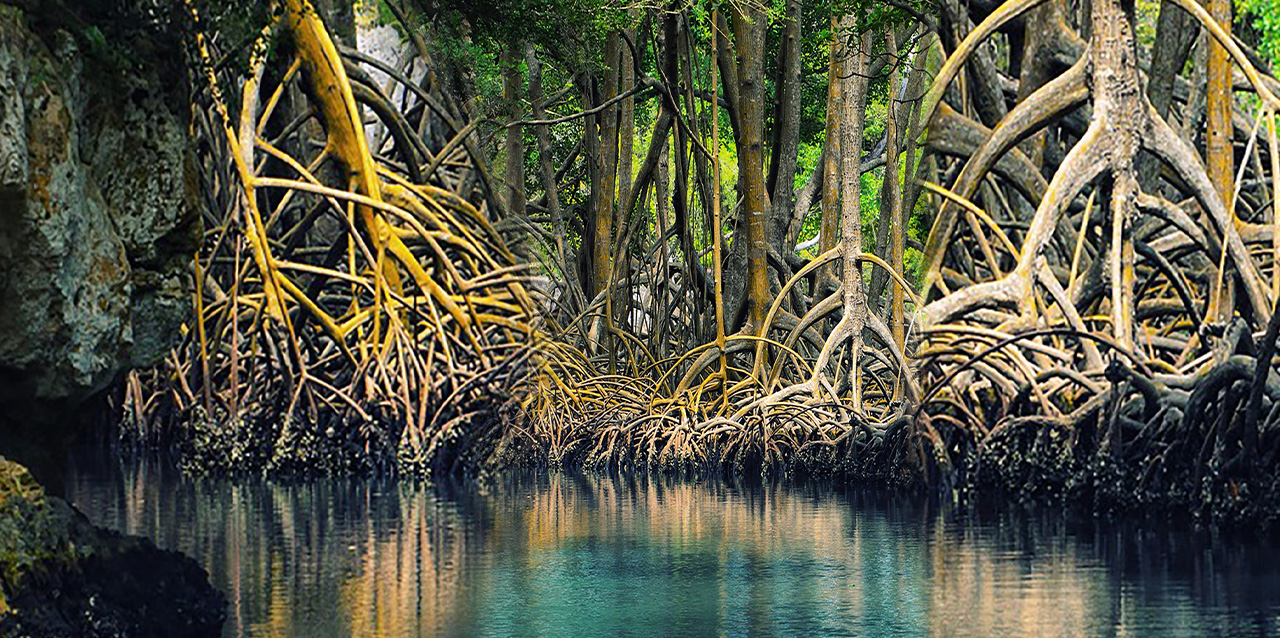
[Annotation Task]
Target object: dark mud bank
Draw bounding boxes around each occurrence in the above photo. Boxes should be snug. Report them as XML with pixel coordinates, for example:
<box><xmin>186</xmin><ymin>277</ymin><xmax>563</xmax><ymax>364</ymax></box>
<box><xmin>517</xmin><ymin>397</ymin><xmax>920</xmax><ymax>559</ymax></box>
<box><xmin>0</xmin><ymin>457</ymin><xmax>223</xmax><ymax>637</ymax></box>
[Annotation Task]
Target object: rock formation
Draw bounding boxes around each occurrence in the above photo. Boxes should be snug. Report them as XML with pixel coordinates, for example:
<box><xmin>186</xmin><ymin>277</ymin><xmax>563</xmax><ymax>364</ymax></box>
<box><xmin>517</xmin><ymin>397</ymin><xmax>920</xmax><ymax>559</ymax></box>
<box><xmin>0</xmin><ymin>1</ymin><xmax>197</xmax><ymax>474</ymax></box>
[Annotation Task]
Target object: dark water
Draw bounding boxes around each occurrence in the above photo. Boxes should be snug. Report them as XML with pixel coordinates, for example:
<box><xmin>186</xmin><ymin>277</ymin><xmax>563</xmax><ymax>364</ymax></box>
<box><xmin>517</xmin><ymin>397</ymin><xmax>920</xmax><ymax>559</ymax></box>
<box><xmin>62</xmin><ymin>456</ymin><xmax>1280</xmax><ymax>638</ymax></box>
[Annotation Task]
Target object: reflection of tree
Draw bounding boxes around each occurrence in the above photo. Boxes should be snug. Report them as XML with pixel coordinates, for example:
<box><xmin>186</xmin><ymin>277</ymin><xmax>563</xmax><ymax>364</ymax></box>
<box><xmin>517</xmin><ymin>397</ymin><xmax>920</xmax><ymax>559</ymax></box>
<box><xmin>65</xmin><ymin>461</ymin><xmax>488</xmax><ymax>636</ymax></box>
<box><xmin>480</xmin><ymin>474</ymin><xmax>922</xmax><ymax>636</ymax></box>
<box><xmin>340</xmin><ymin>484</ymin><xmax>474</xmax><ymax>635</ymax></box>
<box><xmin>63</xmin><ymin>463</ymin><xmax>1280</xmax><ymax>636</ymax></box>
<box><xmin>925</xmin><ymin>521</ymin><xmax>1104</xmax><ymax>636</ymax></box>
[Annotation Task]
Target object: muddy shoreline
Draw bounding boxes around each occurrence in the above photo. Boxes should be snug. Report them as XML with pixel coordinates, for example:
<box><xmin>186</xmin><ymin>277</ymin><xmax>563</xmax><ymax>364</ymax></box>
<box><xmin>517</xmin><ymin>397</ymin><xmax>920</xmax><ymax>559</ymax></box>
<box><xmin>117</xmin><ymin>391</ymin><xmax>1280</xmax><ymax>534</ymax></box>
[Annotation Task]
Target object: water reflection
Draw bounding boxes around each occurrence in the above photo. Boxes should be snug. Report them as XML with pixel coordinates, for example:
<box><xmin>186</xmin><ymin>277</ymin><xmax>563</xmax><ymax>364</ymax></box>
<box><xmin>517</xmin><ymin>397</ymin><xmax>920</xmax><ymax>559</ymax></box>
<box><xmin>64</xmin><ymin>457</ymin><xmax>1280</xmax><ymax>637</ymax></box>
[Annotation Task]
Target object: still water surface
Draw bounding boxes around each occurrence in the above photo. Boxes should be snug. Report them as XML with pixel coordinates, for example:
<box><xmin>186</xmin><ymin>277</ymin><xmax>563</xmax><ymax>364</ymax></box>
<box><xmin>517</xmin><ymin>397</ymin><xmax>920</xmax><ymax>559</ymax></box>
<box><xmin>63</xmin><ymin>456</ymin><xmax>1280</xmax><ymax>637</ymax></box>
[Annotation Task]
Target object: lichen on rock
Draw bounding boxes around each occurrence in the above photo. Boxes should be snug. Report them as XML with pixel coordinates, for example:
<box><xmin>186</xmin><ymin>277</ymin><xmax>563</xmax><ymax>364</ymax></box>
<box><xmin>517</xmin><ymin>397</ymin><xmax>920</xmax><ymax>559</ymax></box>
<box><xmin>0</xmin><ymin>0</ymin><xmax>199</xmax><ymax>470</ymax></box>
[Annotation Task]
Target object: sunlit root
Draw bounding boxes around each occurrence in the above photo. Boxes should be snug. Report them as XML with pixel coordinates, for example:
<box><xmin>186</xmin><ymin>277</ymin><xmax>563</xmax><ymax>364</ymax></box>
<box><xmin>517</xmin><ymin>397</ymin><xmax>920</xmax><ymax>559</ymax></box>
<box><xmin>126</xmin><ymin>0</ymin><xmax>535</xmax><ymax>477</ymax></box>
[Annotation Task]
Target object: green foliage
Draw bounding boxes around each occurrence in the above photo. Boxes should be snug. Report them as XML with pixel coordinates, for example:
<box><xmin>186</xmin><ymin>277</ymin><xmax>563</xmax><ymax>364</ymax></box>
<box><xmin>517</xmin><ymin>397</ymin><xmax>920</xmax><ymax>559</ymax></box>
<box><xmin>1134</xmin><ymin>0</ymin><xmax>1160</xmax><ymax>50</ymax></box>
<box><xmin>1239</xmin><ymin>0</ymin><xmax>1280</xmax><ymax>66</ymax></box>
<box><xmin>825</xmin><ymin>0</ymin><xmax>934</xmax><ymax>37</ymax></box>
<box><xmin>795</xmin><ymin>142</ymin><xmax>823</xmax><ymax>193</ymax></box>
<box><xmin>190</xmin><ymin>0</ymin><xmax>279</xmax><ymax>75</ymax></box>
<box><xmin>410</xmin><ymin>0</ymin><xmax>932</xmax><ymax>316</ymax></box>
<box><xmin>403</xmin><ymin>0</ymin><xmax>631</xmax><ymax>64</ymax></box>
<box><xmin>860</xmin><ymin>167</ymin><xmax>882</xmax><ymax>247</ymax></box>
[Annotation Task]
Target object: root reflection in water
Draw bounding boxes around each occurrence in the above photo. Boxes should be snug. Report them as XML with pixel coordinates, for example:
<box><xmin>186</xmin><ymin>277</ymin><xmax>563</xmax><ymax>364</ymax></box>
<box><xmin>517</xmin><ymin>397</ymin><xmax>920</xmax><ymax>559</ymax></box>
<box><xmin>63</xmin><ymin>461</ymin><xmax>1280</xmax><ymax>637</ymax></box>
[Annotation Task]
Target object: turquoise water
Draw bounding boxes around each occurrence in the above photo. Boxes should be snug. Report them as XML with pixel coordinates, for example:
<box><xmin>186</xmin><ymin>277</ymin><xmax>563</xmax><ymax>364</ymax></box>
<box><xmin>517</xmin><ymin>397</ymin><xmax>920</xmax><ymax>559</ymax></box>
<box><xmin>63</xmin><ymin>457</ymin><xmax>1280</xmax><ymax>637</ymax></box>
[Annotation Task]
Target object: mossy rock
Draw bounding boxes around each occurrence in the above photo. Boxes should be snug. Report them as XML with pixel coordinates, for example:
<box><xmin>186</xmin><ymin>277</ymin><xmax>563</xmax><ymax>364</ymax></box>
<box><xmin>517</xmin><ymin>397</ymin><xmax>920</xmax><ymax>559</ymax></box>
<box><xmin>0</xmin><ymin>460</ymin><xmax>43</xmax><ymax>508</ymax></box>
<box><xmin>0</xmin><ymin>456</ymin><xmax>224</xmax><ymax>637</ymax></box>
<box><xmin>0</xmin><ymin>457</ymin><xmax>80</xmax><ymax>617</ymax></box>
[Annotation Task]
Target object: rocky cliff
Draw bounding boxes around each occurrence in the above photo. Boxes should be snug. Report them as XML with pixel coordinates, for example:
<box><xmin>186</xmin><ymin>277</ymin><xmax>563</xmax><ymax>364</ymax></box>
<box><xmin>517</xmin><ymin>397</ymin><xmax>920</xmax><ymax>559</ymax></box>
<box><xmin>0</xmin><ymin>0</ymin><xmax>198</xmax><ymax>472</ymax></box>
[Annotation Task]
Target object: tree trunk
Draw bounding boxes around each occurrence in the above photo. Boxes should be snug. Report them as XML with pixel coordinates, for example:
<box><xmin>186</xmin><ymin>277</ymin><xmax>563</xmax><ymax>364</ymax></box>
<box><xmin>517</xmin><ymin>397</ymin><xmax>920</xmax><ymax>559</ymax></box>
<box><xmin>1207</xmin><ymin>0</ymin><xmax>1234</xmax><ymax>208</ymax></box>
<box><xmin>662</xmin><ymin>13</ymin><xmax>702</xmax><ymax>340</ymax></box>
<box><xmin>884</xmin><ymin>27</ymin><xmax>906</xmax><ymax>351</ymax></box>
<box><xmin>580</xmin><ymin>73</ymin><xmax>603</xmax><ymax>298</ymax></box>
<box><xmin>819</xmin><ymin>17</ymin><xmax>845</xmax><ymax>288</ymax></box>
<box><xmin>502</xmin><ymin>44</ymin><xmax>525</xmax><ymax>220</ymax></box>
<box><xmin>619</xmin><ymin>28</ymin><xmax>636</xmax><ymax>237</ymax></box>
<box><xmin>525</xmin><ymin>45</ymin><xmax>582</xmax><ymax>314</ymax></box>
<box><xmin>1139</xmin><ymin>0</ymin><xmax>1198</xmax><ymax>190</ymax></box>
<box><xmin>871</xmin><ymin>31</ymin><xmax>930</xmax><ymax>308</ymax></box>
<box><xmin>593</xmin><ymin>33</ymin><xmax>621</xmax><ymax>299</ymax></box>
<box><xmin>1206</xmin><ymin>0</ymin><xmax>1234</xmax><ymax>321</ymax></box>
<box><xmin>314</xmin><ymin>0</ymin><xmax>355</xmax><ymax>47</ymax></box>
<box><xmin>941</xmin><ymin>0</ymin><xmax>1007</xmax><ymax>128</ymax></box>
<box><xmin>841</xmin><ymin>30</ymin><xmax>873</xmax><ymax>405</ymax></box>
<box><xmin>733</xmin><ymin>7</ymin><xmax>771</xmax><ymax>332</ymax></box>
<box><xmin>767</xmin><ymin>0</ymin><xmax>803</xmax><ymax>247</ymax></box>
